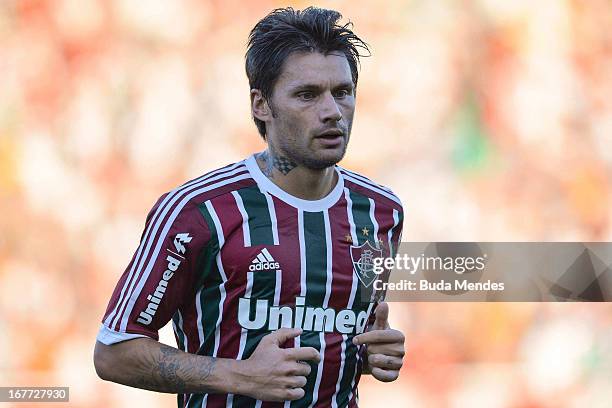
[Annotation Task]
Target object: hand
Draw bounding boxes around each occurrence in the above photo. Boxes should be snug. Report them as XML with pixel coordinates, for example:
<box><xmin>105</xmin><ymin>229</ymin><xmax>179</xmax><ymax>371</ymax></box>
<box><xmin>352</xmin><ymin>302</ymin><xmax>405</xmax><ymax>382</ymax></box>
<box><xmin>239</xmin><ymin>328</ymin><xmax>320</xmax><ymax>401</ymax></box>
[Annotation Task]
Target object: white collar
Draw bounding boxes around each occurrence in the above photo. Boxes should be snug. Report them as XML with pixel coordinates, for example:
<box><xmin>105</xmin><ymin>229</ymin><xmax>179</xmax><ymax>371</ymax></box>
<box><xmin>245</xmin><ymin>154</ymin><xmax>344</xmax><ymax>212</ymax></box>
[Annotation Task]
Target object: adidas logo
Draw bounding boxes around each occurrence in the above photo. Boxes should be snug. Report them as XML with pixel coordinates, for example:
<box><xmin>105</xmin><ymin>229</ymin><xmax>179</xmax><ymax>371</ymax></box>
<box><xmin>249</xmin><ymin>248</ymin><xmax>280</xmax><ymax>272</ymax></box>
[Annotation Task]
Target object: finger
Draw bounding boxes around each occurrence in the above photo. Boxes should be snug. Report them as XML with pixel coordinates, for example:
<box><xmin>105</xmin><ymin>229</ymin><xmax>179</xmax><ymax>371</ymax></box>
<box><xmin>282</xmin><ymin>375</ymin><xmax>308</xmax><ymax>389</ymax></box>
<box><xmin>263</xmin><ymin>328</ymin><xmax>303</xmax><ymax>346</ymax></box>
<box><xmin>287</xmin><ymin>362</ymin><xmax>312</xmax><ymax>376</ymax></box>
<box><xmin>284</xmin><ymin>388</ymin><xmax>305</xmax><ymax>401</ymax></box>
<box><xmin>373</xmin><ymin>302</ymin><xmax>390</xmax><ymax>330</ymax></box>
<box><xmin>367</xmin><ymin>353</ymin><xmax>403</xmax><ymax>370</ymax></box>
<box><xmin>286</xmin><ymin>347</ymin><xmax>321</xmax><ymax>363</ymax></box>
<box><xmin>371</xmin><ymin>367</ymin><xmax>400</xmax><ymax>382</ymax></box>
<box><xmin>353</xmin><ymin>329</ymin><xmax>404</xmax><ymax>346</ymax></box>
<box><xmin>366</xmin><ymin>342</ymin><xmax>405</xmax><ymax>357</ymax></box>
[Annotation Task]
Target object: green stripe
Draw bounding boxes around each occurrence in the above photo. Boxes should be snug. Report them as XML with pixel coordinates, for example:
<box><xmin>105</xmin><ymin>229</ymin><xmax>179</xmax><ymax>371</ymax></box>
<box><xmin>290</xmin><ymin>211</ymin><xmax>327</xmax><ymax>407</ymax></box>
<box><xmin>336</xmin><ymin>343</ymin><xmax>358</xmax><ymax>407</ymax></box>
<box><xmin>238</xmin><ymin>186</ymin><xmax>274</xmax><ymax>246</ymax></box>
<box><xmin>233</xmin><ymin>187</ymin><xmax>278</xmax><ymax>407</ymax></box>
<box><xmin>185</xmin><ymin>394</ymin><xmax>203</xmax><ymax>408</ymax></box>
<box><xmin>304</xmin><ymin>211</ymin><xmax>327</xmax><ymax>305</ymax></box>
<box><xmin>196</xmin><ymin>203</ymin><xmax>222</xmax><ymax>358</ymax></box>
<box><xmin>171</xmin><ymin>312</ymin><xmax>186</xmax><ymax>351</ymax></box>
<box><xmin>349</xmin><ymin>191</ymin><xmax>375</xmax><ymax>247</ymax></box>
<box><xmin>348</xmin><ymin>190</ymin><xmax>377</xmax><ymax>308</ymax></box>
<box><xmin>337</xmin><ymin>191</ymin><xmax>379</xmax><ymax>406</ymax></box>
<box><xmin>195</xmin><ymin>202</ymin><xmax>227</xmax><ymax>406</ymax></box>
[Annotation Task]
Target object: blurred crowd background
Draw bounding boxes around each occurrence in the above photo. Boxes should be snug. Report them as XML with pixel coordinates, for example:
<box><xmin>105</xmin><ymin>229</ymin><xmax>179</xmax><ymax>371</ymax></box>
<box><xmin>1</xmin><ymin>0</ymin><xmax>612</xmax><ymax>407</ymax></box>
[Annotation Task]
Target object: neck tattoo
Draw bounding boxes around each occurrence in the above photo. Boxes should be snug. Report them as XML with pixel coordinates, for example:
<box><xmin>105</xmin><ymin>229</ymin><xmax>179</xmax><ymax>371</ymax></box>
<box><xmin>258</xmin><ymin>150</ymin><xmax>297</xmax><ymax>178</ymax></box>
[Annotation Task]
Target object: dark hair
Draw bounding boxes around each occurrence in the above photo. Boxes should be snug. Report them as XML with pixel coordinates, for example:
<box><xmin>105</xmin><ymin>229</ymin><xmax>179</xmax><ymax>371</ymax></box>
<box><xmin>246</xmin><ymin>7</ymin><xmax>370</xmax><ymax>138</ymax></box>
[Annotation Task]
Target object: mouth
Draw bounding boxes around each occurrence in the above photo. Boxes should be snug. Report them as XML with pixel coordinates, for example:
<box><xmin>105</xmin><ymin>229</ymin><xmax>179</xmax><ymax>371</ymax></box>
<box><xmin>316</xmin><ymin>129</ymin><xmax>345</xmax><ymax>139</ymax></box>
<box><xmin>315</xmin><ymin>130</ymin><xmax>345</xmax><ymax>148</ymax></box>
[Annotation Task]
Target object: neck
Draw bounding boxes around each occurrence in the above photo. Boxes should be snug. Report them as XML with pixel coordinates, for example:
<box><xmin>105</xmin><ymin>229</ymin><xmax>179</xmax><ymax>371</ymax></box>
<box><xmin>256</xmin><ymin>149</ymin><xmax>338</xmax><ymax>200</ymax></box>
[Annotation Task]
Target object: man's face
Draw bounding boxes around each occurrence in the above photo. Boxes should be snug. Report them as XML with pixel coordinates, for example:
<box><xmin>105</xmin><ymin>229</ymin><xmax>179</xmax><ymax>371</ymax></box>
<box><xmin>264</xmin><ymin>51</ymin><xmax>356</xmax><ymax>170</ymax></box>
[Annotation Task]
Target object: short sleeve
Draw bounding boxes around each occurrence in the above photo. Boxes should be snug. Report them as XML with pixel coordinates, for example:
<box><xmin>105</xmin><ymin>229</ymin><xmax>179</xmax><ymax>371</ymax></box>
<box><xmin>97</xmin><ymin>194</ymin><xmax>210</xmax><ymax>345</ymax></box>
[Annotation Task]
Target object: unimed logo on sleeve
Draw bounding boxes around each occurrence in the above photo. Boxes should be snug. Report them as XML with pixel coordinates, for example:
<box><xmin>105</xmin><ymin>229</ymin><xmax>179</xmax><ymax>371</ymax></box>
<box><xmin>136</xmin><ymin>233</ymin><xmax>192</xmax><ymax>325</ymax></box>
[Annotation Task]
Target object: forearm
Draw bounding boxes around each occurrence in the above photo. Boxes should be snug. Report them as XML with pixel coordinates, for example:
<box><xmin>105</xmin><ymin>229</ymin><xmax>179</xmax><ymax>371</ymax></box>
<box><xmin>94</xmin><ymin>337</ymin><xmax>244</xmax><ymax>394</ymax></box>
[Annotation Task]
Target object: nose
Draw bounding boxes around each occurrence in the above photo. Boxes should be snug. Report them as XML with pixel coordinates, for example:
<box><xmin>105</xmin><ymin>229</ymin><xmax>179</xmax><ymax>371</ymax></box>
<box><xmin>319</xmin><ymin>92</ymin><xmax>342</xmax><ymax>123</ymax></box>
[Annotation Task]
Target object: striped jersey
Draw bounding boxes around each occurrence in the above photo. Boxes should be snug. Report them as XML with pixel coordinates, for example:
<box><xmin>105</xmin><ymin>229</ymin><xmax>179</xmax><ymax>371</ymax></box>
<box><xmin>98</xmin><ymin>154</ymin><xmax>404</xmax><ymax>408</ymax></box>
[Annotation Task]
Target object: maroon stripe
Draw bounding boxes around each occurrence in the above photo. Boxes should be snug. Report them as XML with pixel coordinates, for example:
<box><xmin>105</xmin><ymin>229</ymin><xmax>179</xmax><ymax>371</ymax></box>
<box><xmin>180</xmin><ymin>299</ymin><xmax>200</xmax><ymax>354</ymax></box>
<box><xmin>315</xmin><ymin>332</ymin><xmax>344</xmax><ymax>407</ymax></box>
<box><xmin>348</xmin><ymin>392</ymin><xmax>358</xmax><ymax>408</ymax></box>
<box><xmin>211</xmin><ymin>193</ymin><xmax>246</xmax><ymax>359</ymax></box>
<box><xmin>270</xmin><ymin>196</ymin><xmax>301</xmax><ymax>307</ymax></box>
<box><xmin>205</xmin><ymin>394</ymin><xmax>227</xmax><ymax>407</ymax></box>
<box><xmin>328</xmin><ymin>193</ymin><xmax>354</xmax><ymax>311</ymax></box>
<box><xmin>318</xmin><ymin>195</ymin><xmax>357</xmax><ymax>406</ymax></box>
<box><xmin>260</xmin><ymin>402</ymin><xmax>284</xmax><ymax>408</ymax></box>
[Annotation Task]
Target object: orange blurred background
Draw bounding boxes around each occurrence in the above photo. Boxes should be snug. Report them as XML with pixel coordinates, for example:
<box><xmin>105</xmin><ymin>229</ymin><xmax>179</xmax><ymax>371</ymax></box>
<box><xmin>1</xmin><ymin>0</ymin><xmax>612</xmax><ymax>407</ymax></box>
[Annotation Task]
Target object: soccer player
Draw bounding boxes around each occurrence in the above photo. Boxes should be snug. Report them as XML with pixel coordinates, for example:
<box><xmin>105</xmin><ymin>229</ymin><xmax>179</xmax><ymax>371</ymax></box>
<box><xmin>94</xmin><ymin>6</ymin><xmax>405</xmax><ymax>407</ymax></box>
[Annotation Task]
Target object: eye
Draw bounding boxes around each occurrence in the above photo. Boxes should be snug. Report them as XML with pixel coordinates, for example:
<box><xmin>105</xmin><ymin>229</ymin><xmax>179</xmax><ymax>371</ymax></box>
<box><xmin>334</xmin><ymin>89</ymin><xmax>350</xmax><ymax>98</ymax></box>
<box><xmin>298</xmin><ymin>91</ymin><xmax>315</xmax><ymax>100</ymax></box>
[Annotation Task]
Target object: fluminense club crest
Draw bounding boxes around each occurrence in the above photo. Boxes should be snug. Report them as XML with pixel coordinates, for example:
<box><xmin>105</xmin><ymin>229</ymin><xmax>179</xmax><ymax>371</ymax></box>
<box><xmin>350</xmin><ymin>241</ymin><xmax>383</xmax><ymax>288</ymax></box>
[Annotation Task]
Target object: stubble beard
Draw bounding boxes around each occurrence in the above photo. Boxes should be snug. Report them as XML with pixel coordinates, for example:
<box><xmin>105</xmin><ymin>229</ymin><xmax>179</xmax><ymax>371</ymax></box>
<box><xmin>275</xmin><ymin>121</ymin><xmax>351</xmax><ymax>171</ymax></box>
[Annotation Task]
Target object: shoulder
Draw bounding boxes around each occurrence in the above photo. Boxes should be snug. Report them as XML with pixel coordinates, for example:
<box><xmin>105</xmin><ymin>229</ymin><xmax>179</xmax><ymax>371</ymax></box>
<box><xmin>156</xmin><ymin>159</ymin><xmax>256</xmax><ymax>212</ymax></box>
<box><xmin>338</xmin><ymin>166</ymin><xmax>403</xmax><ymax>213</ymax></box>
<box><xmin>142</xmin><ymin>160</ymin><xmax>256</xmax><ymax>234</ymax></box>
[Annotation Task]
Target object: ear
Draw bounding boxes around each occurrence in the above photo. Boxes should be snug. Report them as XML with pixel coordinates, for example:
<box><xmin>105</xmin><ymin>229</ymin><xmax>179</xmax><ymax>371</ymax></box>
<box><xmin>251</xmin><ymin>89</ymin><xmax>272</xmax><ymax>123</ymax></box>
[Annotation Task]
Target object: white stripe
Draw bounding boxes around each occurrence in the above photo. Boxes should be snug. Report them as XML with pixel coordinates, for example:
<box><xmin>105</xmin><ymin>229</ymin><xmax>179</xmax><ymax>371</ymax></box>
<box><xmin>293</xmin><ymin>209</ymin><xmax>307</xmax><ymax>396</ymax></box>
<box><xmin>331</xmin><ymin>338</ymin><xmax>347</xmax><ymax>408</ymax></box>
<box><xmin>274</xmin><ymin>270</ymin><xmax>282</xmax><ymax>307</ymax></box>
<box><xmin>298</xmin><ymin>210</ymin><xmax>307</xmax><ymax>297</ymax></box>
<box><xmin>106</xmin><ymin>164</ymin><xmax>247</xmax><ymax>330</ymax></box>
<box><xmin>227</xmin><ymin>272</ymin><xmax>254</xmax><ymax>408</ymax></box>
<box><xmin>311</xmin><ymin>332</ymin><xmax>326</xmax><ymax>407</ymax></box>
<box><xmin>206</xmin><ymin>200</ymin><xmax>229</xmax><ymax>407</ymax></box>
<box><xmin>185</xmin><ymin>288</ymin><xmax>204</xmax><ymax>408</ymax></box>
<box><xmin>342</xmin><ymin>173</ymin><xmax>402</xmax><ymax>206</ymax></box>
<box><xmin>368</xmin><ymin>198</ymin><xmax>379</xmax><ymax>248</ymax></box>
<box><xmin>105</xmin><ymin>162</ymin><xmax>245</xmax><ymax>329</ymax></box>
<box><xmin>311</xmin><ymin>210</ymin><xmax>334</xmax><ymax>406</ymax></box>
<box><xmin>322</xmin><ymin>211</ymin><xmax>333</xmax><ymax>309</ymax></box>
<box><xmin>195</xmin><ymin>288</ymin><xmax>205</xmax><ymax>346</ymax></box>
<box><xmin>388</xmin><ymin>209</ymin><xmax>400</xmax><ymax>257</ymax></box>
<box><xmin>232</xmin><ymin>191</ymin><xmax>251</xmax><ymax>247</ymax></box>
<box><xmin>116</xmin><ymin>173</ymin><xmax>250</xmax><ymax>331</ymax></box>
<box><xmin>344</xmin><ymin>189</ymin><xmax>358</xmax><ymax>246</ymax></box>
<box><xmin>261</xmin><ymin>247</ymin><xmax>275</xmax><ymax>262</ymax></box>
<box><xmin>338</xmin><ymin>167</ymin><xmax>393</xmax><ymax>193</ymax></box>
<box><xmin>257</xmin><ymin>253</ymin><xmax>267</xmax><ymax>263</ymax></box>
<box><xmin>331</xmin><ymin>190</ymin><xmax>360</xmax><ymax>406</ymax></box>
<box><xmin>259</xmin><ymin>188</ymin><xmax>280</xmax><ymax>245</ymax></box>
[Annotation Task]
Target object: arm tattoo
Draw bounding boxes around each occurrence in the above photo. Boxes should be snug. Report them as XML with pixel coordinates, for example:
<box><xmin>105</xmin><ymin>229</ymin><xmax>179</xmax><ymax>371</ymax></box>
<box><xmin>257</xmin><ymin>150</ymin><xmax>297</xmax><ymax>177</ymax></box>
<box><xmin>157</xmin><ymin>345</ymin><xmax>186</xmax><ymax>391</ymax></box>
<box><xmin>134</xmin><ymin>343</ymin><xmax>217</xmax><ymax>393</ymax></box>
